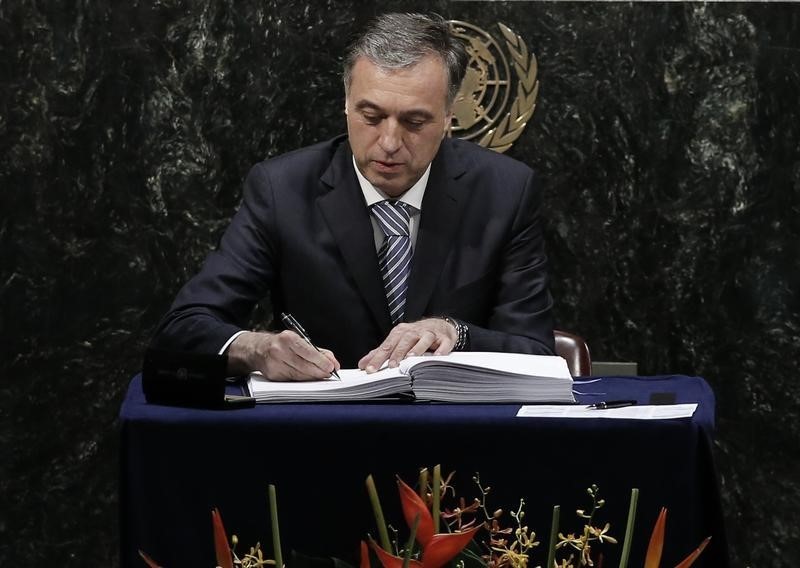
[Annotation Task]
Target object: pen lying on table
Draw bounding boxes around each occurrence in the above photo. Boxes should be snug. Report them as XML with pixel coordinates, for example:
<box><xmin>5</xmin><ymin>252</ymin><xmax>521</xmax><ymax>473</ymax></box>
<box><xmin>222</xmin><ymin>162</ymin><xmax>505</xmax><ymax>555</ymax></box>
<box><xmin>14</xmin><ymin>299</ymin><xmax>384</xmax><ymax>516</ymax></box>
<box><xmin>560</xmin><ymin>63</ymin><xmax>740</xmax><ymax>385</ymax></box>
<box><xmin>586</xmin><ymin>400</ymin><xmax>637</xmax><ymax>410</ymax></box>
<box><xmin>280</xmin><ymin>312</ymin><xmax>341</xmax><ymax>380</ymax></box>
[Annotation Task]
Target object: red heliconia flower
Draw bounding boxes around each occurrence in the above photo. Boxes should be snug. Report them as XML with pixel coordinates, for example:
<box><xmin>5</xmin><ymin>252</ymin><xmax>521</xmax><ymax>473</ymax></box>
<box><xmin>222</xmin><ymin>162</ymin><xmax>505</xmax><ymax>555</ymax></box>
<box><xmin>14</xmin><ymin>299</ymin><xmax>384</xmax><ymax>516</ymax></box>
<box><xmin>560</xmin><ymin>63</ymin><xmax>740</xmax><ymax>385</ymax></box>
<box><xmin>369</xmin><ymin>478</ymin><xmax>480</xmax><ymax>568</ymax></box>
<box><xmin>361</xmin><ymin>540</ymin><xmax>372</xmax><ymax>568</ymax></box>
<box><xmin>212</xmin><ymin>507</ymin><xmax>234</xmax><ymax>568</ymax></box>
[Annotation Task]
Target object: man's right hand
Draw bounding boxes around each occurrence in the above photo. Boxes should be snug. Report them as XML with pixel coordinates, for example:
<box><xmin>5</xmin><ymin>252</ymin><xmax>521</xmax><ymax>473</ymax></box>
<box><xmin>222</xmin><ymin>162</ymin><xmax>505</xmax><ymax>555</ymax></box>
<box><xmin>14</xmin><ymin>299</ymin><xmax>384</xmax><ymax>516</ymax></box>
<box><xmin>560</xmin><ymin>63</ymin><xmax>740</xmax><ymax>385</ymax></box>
<box><xmin>226</xmin><ymin>331</ymin><xmax>340</xmax><ymax>381</ymax></box>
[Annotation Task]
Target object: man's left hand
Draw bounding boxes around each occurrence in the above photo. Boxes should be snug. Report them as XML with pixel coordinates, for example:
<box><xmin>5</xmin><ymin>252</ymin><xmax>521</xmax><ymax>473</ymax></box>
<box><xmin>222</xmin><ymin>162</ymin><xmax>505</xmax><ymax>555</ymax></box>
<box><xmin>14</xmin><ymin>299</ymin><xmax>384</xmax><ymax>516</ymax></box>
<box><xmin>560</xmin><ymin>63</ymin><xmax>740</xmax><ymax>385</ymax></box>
<box><xmin>358</xmin><ymin>317</ymin><xmax>458</xmax><ymax>373</ymax></box>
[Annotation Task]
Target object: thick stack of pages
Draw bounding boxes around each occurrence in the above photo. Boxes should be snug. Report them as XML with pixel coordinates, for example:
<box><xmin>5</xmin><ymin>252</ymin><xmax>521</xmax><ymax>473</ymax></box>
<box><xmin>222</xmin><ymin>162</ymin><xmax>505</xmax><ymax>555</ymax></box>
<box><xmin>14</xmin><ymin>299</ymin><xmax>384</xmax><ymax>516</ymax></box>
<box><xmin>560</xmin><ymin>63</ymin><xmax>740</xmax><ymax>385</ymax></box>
<box><xmin>406</xmin><ymin>352</ymin><xmax>574</xmax><ymax>403</ymax></box>
<box><xmin>247</xmin><ymin>352</ymin><xmax>574</xmax><ymax>404</ymax></box>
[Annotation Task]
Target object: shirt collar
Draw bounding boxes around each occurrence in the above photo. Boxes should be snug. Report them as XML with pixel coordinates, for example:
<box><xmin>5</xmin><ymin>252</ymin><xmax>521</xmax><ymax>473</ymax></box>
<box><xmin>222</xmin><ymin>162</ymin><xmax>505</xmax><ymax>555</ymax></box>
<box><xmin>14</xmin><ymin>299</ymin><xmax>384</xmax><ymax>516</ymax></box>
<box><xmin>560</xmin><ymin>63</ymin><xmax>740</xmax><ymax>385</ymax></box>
<box><xmin>352</xmin><ymin>156</ymin><xmax>429</xmax><ymax>212</ymax></box>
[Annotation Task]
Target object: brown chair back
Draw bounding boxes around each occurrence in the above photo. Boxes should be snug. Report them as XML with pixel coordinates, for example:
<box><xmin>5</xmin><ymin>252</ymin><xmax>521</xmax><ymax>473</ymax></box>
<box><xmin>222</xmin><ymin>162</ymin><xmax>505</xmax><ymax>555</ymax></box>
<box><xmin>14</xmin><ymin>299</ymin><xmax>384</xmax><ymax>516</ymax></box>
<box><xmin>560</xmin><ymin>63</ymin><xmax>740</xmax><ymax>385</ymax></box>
<box><xmin>554</xmin><ymin>329</ymin><xmax>592</xmax><ymax>376</ymax></box>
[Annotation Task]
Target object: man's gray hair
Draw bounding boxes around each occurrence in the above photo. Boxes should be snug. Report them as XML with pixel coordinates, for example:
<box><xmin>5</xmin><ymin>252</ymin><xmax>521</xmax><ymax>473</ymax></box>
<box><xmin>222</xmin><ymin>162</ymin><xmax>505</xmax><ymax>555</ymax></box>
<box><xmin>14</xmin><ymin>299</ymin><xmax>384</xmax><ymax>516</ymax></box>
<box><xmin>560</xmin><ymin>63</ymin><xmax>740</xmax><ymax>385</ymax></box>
<box><xmin>343</xmin><ymin>13</ymin><xmax>468</xmax><ymax>107</ymax></box>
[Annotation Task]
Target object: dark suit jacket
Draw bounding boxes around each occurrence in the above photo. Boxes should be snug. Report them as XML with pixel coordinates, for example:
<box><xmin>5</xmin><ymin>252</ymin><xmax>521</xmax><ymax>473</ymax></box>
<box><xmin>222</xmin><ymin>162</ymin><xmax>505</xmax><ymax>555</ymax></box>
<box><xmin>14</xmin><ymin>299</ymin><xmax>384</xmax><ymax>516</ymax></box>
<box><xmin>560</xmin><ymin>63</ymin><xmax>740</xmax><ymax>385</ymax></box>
<box><xmin>152</xmin><ymin>134</ymin><xmax>554</xmax><ymax>367</ymax></box>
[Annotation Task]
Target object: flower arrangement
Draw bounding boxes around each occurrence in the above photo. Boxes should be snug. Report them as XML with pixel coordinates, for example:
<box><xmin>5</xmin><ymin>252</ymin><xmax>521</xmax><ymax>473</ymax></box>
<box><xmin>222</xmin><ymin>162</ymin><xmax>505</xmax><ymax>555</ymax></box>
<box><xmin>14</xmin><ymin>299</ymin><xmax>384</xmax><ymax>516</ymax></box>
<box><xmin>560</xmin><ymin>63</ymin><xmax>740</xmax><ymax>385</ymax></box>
<box><xmin>139</xmin><ymin>465</ymin><xmax>710</xmax><ymax>568</ymax></box>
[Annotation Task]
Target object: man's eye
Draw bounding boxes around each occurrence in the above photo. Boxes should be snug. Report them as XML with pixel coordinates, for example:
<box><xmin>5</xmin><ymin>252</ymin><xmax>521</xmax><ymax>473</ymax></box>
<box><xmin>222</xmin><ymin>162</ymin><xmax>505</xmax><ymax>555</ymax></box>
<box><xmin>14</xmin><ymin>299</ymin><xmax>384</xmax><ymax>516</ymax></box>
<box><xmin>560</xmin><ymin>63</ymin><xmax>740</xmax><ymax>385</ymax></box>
<box><xmin>405</xmin><ymin>119</ymin><xmax>426</xmax><ymax>129</ymax></box>
<box><xmin>363</xmin><ymin>114</ymin><xmax>381</xmax><ymax>124</ymax></box>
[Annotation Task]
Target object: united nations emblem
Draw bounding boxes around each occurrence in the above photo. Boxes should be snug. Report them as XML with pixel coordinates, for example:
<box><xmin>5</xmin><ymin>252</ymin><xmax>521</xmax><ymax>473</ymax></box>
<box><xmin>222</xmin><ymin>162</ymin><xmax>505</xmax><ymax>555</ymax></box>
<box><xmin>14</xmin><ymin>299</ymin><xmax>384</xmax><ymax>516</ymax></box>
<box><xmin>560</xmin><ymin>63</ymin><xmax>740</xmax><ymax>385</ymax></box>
<box><xmin>448</xmin><ymin>20</ymin><xmax>539</xmax><ymax>153</ymax></box>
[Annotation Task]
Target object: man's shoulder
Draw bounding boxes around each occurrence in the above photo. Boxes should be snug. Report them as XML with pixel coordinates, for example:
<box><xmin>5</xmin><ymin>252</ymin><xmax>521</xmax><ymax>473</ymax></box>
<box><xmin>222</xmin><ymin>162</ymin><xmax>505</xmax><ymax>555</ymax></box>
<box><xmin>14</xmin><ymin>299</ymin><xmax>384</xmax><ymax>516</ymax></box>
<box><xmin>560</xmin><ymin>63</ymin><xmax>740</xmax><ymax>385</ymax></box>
<box><xmin>253</xmin><ymin>134</ymin><xmax>349</xmax><ymax>172</ymax></box>
<box><xmin>444</xmin><ymin>137</ymin><xmax>533</xmax><ymax>176</ymax></box>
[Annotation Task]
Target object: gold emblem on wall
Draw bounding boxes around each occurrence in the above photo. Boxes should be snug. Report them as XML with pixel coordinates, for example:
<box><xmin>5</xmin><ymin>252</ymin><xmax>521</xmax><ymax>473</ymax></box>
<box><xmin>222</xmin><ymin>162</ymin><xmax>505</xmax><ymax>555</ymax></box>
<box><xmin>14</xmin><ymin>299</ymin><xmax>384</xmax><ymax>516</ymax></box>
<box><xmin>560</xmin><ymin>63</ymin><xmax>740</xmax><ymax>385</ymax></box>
<box><xmin>448</xmin><ymin>20</ymin><xmax>539</xmax><ymax>154</ymax></box>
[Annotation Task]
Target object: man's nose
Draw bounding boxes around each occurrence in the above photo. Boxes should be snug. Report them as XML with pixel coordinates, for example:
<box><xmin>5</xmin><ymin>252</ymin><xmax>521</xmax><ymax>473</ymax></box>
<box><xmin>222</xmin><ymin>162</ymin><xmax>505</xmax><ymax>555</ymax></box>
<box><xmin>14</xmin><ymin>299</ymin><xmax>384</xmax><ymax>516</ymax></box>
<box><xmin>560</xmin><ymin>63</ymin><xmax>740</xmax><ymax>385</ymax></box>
<box><xmin>378</xmin><ymin>119</ymin><xmax>402</xmax><ymax>155</ymax></box>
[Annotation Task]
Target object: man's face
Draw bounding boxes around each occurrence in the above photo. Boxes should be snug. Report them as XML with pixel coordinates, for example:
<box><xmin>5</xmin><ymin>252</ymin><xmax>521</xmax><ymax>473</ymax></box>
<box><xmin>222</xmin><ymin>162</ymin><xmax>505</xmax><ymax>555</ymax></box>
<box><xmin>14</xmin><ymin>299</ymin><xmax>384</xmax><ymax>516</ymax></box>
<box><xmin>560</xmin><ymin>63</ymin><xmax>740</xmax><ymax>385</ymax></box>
<box><xmin>345</xmin><ymin>55</ymin><xmax>452</xmax><ymax>197</ymax></box>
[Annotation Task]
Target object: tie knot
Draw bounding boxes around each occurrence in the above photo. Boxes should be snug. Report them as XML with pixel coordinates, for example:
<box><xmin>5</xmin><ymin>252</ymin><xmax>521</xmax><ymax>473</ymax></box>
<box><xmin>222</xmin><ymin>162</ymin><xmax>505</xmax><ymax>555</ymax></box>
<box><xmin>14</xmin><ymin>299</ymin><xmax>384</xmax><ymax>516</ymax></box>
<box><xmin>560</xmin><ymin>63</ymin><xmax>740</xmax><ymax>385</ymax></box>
<box><xmin>372</xmin><ymin>200</ymin><xmax>411</xmax><ymax>237</ymax></box>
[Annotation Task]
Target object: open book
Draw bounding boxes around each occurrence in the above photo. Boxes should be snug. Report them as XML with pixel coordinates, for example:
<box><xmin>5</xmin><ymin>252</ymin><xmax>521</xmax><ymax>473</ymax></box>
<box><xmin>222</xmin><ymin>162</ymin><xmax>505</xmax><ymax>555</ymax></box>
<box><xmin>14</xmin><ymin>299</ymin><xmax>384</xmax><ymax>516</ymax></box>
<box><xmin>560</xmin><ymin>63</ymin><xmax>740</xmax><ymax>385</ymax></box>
<box><xmin>247</xmin><ymin>352</ymin><xmax>575</xmax><ymax>403</ymax></box>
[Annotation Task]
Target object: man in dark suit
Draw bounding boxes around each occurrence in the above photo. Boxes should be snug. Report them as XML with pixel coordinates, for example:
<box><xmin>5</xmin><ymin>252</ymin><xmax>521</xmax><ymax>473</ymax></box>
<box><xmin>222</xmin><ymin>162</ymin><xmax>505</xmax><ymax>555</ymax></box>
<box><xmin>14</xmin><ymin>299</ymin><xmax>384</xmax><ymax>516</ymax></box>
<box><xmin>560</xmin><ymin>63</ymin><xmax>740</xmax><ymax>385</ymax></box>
<box><xmin>151</xmin><ymin>13</ymin><xmax>554</xmax><ymax>380</ymax></box>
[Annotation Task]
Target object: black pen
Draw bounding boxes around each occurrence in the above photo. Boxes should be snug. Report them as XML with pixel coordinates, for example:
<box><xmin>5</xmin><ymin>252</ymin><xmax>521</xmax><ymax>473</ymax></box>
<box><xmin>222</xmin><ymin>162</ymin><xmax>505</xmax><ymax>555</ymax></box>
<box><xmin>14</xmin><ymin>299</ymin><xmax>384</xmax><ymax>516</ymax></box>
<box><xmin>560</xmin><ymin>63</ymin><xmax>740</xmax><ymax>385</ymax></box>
<box><xmin>586</xmin><ymin>400</ymin><xmax>637</xmax><ymax>410</ymax></box>
<box><xmin>280</xmin><ymin>312</ymin><xmax>341</xmax><ymax>380</ymax></box>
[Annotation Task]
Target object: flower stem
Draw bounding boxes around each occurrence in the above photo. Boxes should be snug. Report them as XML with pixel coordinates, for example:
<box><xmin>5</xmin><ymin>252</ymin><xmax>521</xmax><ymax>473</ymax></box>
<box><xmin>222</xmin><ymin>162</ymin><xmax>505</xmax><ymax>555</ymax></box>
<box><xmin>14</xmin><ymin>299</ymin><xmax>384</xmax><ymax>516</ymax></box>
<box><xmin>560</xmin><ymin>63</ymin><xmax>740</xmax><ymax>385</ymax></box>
<box><xmin>366</xmin><ymin>474</ymin><xmax>392</xmax><ymax>552</ymax></box>
<box><xmin>432</xmin><ymin>465</ymin><xmax>442</xmax><ymax>533</ymax></box>
<box><xmin>418</xmin><ymin>468</ymin><xmax>429</xmax><ymax>501</ymax></box>
<box><xmin>618</xmin><ymin>488</ymin><xmax>639</xmax><ymax>568</ymax></box>
<box><xmin>546</xmin><ymin>504</ymin><xmax>560</xmax><ymax>568</ymax></box>
<box><xmin>404</xmin><ymin>514</ymin><xmax>421</xmax><ymax>568</ymax></box>
<box><xmin>268</xmin><ymin>484</ymin><xmax>283</xmax><ymax>568</ymax></box>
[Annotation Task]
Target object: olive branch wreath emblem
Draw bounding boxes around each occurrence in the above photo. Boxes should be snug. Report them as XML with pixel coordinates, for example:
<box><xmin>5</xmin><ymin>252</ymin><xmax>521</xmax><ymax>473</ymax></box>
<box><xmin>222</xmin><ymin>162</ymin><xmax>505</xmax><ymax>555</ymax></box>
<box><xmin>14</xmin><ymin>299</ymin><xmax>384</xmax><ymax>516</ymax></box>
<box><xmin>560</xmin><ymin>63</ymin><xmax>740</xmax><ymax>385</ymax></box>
<box><xmin>477</xmin><ymin>23</ymin><xmax>539</xmax><ymax>153</ymax></box>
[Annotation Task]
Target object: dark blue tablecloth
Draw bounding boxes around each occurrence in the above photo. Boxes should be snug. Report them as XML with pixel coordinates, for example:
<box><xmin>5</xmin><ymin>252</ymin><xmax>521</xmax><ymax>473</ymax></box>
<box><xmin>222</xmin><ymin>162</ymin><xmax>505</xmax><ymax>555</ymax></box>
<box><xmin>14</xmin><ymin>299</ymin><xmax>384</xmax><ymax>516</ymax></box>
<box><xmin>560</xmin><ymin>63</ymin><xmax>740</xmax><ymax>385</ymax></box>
<box><xmin>120</xmin><ymin>374</ymin><xmax>728</xmax><ymax>568</ymax></box>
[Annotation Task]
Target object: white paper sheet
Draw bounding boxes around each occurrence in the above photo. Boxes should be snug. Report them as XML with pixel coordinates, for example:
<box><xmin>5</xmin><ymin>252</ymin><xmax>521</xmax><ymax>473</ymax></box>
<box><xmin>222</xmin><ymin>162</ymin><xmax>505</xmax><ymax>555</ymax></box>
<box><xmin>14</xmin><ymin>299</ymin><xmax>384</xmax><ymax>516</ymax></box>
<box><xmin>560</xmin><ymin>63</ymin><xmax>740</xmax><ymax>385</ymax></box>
<box><xmin>516</xmin><ymin>403</ymin><xmax>698</xmax><ymax>419</ymax></box>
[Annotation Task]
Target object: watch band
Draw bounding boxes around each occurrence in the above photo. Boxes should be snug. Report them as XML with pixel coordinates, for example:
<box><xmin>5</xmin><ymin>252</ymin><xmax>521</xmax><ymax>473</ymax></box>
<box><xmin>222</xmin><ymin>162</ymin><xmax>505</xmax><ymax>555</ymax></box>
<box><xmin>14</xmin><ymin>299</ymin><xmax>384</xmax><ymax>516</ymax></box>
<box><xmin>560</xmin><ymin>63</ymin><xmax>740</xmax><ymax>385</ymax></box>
<box><xmin>440</xmin><ymin>316</ymin><xmax>470</xmax><ymax>351</ymax></box>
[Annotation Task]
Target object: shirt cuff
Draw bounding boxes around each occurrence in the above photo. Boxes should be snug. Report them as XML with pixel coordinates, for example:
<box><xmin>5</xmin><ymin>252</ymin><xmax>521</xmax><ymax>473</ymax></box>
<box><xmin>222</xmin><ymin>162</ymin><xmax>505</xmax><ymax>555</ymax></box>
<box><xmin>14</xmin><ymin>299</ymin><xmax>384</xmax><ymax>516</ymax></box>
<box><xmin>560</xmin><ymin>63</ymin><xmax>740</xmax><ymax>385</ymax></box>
<box><xmin>219</xmin><ymin>330</ymin><xmax>247</xmax><ymax>355</ymax></box>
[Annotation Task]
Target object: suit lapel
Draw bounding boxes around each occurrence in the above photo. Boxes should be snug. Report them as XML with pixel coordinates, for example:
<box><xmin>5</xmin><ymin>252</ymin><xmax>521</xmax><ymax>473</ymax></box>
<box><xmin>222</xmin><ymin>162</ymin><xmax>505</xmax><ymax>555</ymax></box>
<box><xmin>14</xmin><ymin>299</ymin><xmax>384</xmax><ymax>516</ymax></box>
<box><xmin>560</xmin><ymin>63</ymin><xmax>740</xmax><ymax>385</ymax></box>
<box><xmin>319</xmin><ymin>142</ymin><xmax>393</xmax><ymax>332</ymax></box>
<box><xmin>405</xmin><ymin>139</ymin><xmax>467</xmax><ymax>321</ymax></box>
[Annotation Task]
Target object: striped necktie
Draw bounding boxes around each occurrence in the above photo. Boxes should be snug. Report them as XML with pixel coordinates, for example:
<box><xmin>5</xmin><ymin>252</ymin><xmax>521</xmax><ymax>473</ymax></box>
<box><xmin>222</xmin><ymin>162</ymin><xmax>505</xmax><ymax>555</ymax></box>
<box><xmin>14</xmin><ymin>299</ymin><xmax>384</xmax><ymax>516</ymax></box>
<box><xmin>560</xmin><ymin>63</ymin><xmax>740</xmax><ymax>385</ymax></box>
<box><xmin>372</xmin><ymin>200</ymin><xmax>413</xmax><ymax>324</ymax></box>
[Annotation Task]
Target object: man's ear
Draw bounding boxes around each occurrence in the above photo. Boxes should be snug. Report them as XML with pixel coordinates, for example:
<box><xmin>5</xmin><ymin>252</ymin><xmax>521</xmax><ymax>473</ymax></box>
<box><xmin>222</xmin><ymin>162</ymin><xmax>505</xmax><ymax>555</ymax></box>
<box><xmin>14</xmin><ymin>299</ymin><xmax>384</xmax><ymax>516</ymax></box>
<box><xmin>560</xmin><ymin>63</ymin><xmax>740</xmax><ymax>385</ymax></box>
<box><xmin>442</xmin><ymin>112</ymin><xmax>453</xmax><ymax>138</ymax></box>
<box><xmin>344</xmin><ymin>100</ymin><xmax>349</xmax><ymax>116</ymax></box>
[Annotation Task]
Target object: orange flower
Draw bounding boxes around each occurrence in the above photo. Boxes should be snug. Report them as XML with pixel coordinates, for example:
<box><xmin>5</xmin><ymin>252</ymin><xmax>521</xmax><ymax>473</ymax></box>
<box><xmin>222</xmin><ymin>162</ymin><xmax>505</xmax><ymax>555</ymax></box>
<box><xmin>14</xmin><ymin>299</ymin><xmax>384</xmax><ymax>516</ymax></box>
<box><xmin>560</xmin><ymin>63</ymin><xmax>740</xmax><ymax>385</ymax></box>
<box><xmin>137</xmin><ymin>550</ymin><xmax>163</xmax><ymax>568</ymax></box>
<box><xmin>369</xmin><ymin>478</ymin><xmax>480</xmax><ymax>568</ymax></box>
<box><xmin>644</xmin><ymin>508</ymin><xmax>711</xmax><ymax>568</ymax></box>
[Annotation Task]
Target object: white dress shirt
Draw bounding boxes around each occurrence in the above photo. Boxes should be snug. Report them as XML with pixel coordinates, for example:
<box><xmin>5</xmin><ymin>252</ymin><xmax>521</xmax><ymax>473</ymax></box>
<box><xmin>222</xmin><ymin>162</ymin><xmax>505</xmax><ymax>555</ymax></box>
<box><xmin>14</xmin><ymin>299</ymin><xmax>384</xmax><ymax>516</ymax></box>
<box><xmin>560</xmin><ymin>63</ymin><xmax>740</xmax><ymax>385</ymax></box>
<box><xmin>352</xmin><ymin>156</ymin><xmax>430</xmax><ymax>251</ymax></box>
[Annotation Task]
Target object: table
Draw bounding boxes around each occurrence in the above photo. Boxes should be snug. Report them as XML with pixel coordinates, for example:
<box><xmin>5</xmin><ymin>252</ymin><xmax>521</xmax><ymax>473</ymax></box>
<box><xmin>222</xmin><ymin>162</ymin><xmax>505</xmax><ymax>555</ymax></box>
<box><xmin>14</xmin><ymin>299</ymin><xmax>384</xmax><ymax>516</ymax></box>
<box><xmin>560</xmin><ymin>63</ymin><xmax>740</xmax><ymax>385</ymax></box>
<box><xmin>119</xmin><ymin>375</ymin><xmax>729</xmax><ymax>567</ymax></box>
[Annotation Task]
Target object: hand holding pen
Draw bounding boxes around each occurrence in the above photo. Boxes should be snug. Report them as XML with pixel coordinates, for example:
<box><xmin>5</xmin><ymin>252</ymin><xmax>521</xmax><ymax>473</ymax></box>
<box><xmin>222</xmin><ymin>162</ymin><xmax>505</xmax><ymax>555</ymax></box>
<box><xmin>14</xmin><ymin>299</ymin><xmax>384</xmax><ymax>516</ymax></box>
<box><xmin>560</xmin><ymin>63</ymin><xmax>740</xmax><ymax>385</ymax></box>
<box><xmin>280</xmin><ymin>312</ymin><xmax>341</xmax><ymax>380</ymax></box>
